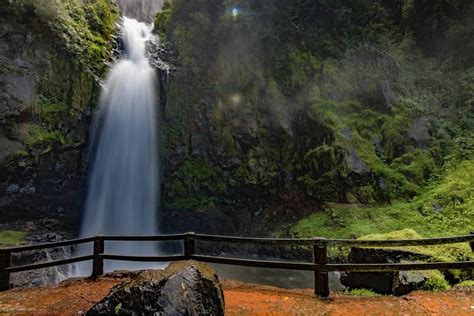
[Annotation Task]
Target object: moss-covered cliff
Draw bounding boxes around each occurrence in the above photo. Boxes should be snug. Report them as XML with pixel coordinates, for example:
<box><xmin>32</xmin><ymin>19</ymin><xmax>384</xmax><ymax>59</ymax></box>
<box><xmin>156</xmin><ymin>0</ymin><xmax>473</xmax><ymax>236</ymax></box>
<box><xmin>0</xmin><ymin>0</ymin><xmax>119</xmax><ymax>223</ymax></box>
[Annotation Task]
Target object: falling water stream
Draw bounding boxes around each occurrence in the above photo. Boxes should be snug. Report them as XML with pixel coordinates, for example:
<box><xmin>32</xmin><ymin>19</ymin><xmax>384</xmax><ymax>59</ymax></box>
<box><xmin>78</xmin><ymin>17</ymin><xmax>160</xmax><ymax>273</ymax></box>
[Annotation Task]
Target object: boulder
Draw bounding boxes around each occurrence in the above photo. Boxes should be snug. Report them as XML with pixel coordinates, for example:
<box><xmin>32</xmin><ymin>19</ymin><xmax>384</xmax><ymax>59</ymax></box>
<box><xmin>340</xmin><ymin>269</ymin><xmax>428</xmax><ymax>296</ymax></box>
<box><xmin>87</xmin><ymin>261</ymin><xmax>225</xmax><ymax>316</ymax></box>
<box><xmin>340</xmin><ymin>247</ymin><xmax>433</xmax><ymax>295</ymax></box>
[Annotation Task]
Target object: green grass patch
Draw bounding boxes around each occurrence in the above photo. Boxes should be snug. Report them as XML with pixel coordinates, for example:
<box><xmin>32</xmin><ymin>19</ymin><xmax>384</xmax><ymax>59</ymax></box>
<box><xmin>358</xmin><ymin>229</ymin><xmax>473</xmax><ymax>263</ymax></box>
<box><xmin>457</xmin><ymin>280</ymin><xmax>474</xmax><ymax>287</ymax></box>
<box><xmin>344</xmin><ymin>288</ymin><xmax>381</xmax><ymax>297</ymax></box>
<box><xmin>0</xmin><ymin>231</ymin><xmax>26</xmax><ymax>247</ymax></box>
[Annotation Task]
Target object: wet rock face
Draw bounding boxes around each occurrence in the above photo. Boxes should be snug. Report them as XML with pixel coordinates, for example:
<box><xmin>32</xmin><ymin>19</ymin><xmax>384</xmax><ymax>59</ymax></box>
<box><xmin>340</xmin><ymin>247</ymin><xmax>433</xmax><ymax>295</ymax></box>
<box><xmin>0</xmin><ymin>4</ymin><xmax>101</xmax><ymax>224</ymax></box>
<box><xmin>88</xmin><ymin>261</ymin><xmax>225</xmax><ymax>316</ymax></box>
<box><xmin>340</xmin><ymin>270</ymin><xmax>428</xmax><ymax>296</ymax></box>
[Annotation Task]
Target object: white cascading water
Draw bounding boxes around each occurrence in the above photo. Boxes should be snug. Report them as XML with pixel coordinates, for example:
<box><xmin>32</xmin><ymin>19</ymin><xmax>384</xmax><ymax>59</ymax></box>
<box><xmin>78</xmin><ymin>17</ymin><xmax>160</xmax><ymax>273</ymax></box>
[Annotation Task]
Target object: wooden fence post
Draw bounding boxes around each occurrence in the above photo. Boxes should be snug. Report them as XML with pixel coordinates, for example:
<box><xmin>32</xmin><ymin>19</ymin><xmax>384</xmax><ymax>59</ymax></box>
<box><xmin>470</xmin><ymin>232</ymin><xmax>474</xmax><ymax>252</ymax></box>
<box><xmin>184</xmin><ymin>232</ymin><xmax>196</xmax><ymax>259</ymax></box>
<box><xmin>313</xmin><ymin>242</ymin><xmax>329</xmax><ymax>297</ymax></box>
<box><xmin>0</xmin><ymin>250</ymin><xmax>11</xmax><ymax>291</ymax></box>
<box><xmin>92</xmin><ymin>236</ymin><xmax>104</xmax><ymax>278</ymax></box>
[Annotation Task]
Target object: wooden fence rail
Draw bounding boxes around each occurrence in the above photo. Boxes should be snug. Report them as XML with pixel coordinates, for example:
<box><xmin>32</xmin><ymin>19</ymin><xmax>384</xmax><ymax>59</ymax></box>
<box><xmin>0</xmin><ymin>232</ymin><xmax>473</xmax><ymax>297</ymax></box>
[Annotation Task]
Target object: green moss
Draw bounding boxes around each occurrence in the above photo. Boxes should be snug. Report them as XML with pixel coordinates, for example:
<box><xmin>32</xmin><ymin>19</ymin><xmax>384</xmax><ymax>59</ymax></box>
<box><xmin>10</xmin><ymin>0</ymin><xmax>119</xmax><ymax>71</ymax></box>
<box><xmin>69</xmin><ymin>71</ymin><xmax>95</xmax><ymax>116</ymax></box>
<box><xmin>15</xmin><ymin>150</ymin><xmax>30</xmax><ymax>158</ymax></box>
<box><xmin>276</xmin><ymin>50</ymin><xmax>321</xmax><ymax>92</ymax></box>
<box><xmin>83</xmin><ymin>0</ymin><xmax>119</xmax><ymax>41</ymax></box>
<box><xmin>154</xmin><ymin>7</ymin><xmax>172</xmax><ymax>39</ymax></box>
<box><xmin>344</xmin><ymin>288</ymin><xmax>381</xmax><ymax>297</ymax></box>
<box><xmin>26</xmin><ymin>125</ymin><xmax>66</xmax><ymax>147</ymax></box>
<box><xmin>457</xmin><ymin>280</ymin><xmax>474</xmax><ymax>287</ymax></box>
<box><xmin>291</xmin><ymin>160</ymin><xmax>474</xmax><ymax>239</ymax></box>
<box><xmin>417</xmin><ymin>270</ymin><xmax>451</xmax><ymax>292</ymax></box>
<box><xmin>358</xmin><ymin>229</ymin><xmax>473</xmax><ymax>263</ymax></box>
<box><xmin>0</xmin><ymin>231</ymin><xmax>26</xmax><ymax>247</ymax></box>
<box><xmin>166</xmin><ymin>160</ymin><xmax>226</xmax><ymax>210</ymax></box>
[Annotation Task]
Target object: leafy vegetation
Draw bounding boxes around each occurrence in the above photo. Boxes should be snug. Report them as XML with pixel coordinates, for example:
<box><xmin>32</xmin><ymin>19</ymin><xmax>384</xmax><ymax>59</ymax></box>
<box><xmin>457</xmin><ymin>280</ymin><xmax>474</xmax><ymax>287</ymax></box>
<box><xmin>417</xmin><ymin>271</ymin><xmax>451</xmax><ymax>292</ymax></box>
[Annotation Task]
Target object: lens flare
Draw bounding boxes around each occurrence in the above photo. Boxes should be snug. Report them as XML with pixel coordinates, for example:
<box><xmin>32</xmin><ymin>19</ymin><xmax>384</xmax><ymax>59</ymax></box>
<box><xmin>232</xmin><ymin>8</ymin><xmax>239</xmax><ymax>18</ymax></box>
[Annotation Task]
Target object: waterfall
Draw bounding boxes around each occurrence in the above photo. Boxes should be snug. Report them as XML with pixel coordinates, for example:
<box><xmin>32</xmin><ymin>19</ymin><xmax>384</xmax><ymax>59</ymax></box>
<box><xmin>78</xmin><ymin>17</ymin><xmax>160</xmax><ymax>273</ymax></box>
<box><xmin>116</xmin><ymin>0</ymin><xmax>164</xmax><ymax>22</ymax></box>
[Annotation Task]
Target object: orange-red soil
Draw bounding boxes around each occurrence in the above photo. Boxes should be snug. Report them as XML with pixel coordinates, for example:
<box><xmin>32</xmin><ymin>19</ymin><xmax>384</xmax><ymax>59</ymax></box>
<box><xmin>0</xmin><ymin>276</ymin><xmax>472</xmax><ymax>315</ymax></box>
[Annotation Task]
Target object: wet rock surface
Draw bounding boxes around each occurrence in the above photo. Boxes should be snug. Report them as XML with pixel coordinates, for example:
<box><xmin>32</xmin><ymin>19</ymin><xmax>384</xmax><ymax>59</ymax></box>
<box><xmin>340</xmin><ymin>247</ymin><xmax>434</xmax><ymax>295</ymax></box>
<box><xmin>0</xmin><ymin>219</ymin><xmax>74</xmax><ymax>288</ymax></box>
<box><xmin>0</xmin><ymin>6</ymin><xmax>92</xmax><ymax>225</ymax></box>
<box><xmin>87</xmin><ymin>261</ymin><xmax>225</xmax><ymax>316</ymax></box>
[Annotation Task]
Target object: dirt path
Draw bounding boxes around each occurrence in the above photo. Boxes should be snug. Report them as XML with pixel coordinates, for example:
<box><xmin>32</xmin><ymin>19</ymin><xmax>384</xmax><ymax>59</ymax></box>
<box><xmin>0</xmin><ymin>277</ymin><xmax>472</xmax><ymax>315</ymax></box>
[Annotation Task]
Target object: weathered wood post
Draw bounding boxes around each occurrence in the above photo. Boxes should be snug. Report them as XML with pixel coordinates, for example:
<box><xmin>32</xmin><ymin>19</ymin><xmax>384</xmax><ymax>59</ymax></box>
<box><xmin>184</xmin><ymin>232</ymin><xmax>196</xmax><ymax>259</ymax></box>
<box><xmin>313</xmin><ymin>240</ymin><xmax>329</xmax><ymax>297</ymax></box>
<box><xmin>0</xmin><ymin>250</ymin><xmax>11</xmax><ymax>291</ymax></box>
<box><xmin>92</xmin><ymin>235</ymin><xmax>104</xmax><ymax>278</ymax></box>
<box><xmin>470</xmin><ymin>232</ymin><xmax>474</xmax><ymax>252</ymax></box>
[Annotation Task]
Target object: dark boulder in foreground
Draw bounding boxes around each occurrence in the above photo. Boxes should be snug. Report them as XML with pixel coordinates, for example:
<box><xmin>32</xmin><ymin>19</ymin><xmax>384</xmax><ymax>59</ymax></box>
<box><xmin>340</xmin><ymin>247</ymin><xmax>432</xmax><ymax>295</ymax></box>
<box><xmin>87</xmin><ymin>260</ymin><xmax>225</xmax><ymax>315</ymax></box>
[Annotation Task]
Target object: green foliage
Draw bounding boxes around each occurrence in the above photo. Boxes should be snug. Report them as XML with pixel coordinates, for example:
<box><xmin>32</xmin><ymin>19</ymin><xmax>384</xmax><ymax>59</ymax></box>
<box><xmin>457</xmin><ymin>280</ymin><xmax>474</xmax><ymax>287</ymax></box>
<box><xmin>8</xmin><ymin>0</ymin><xmax>119</xmax><ymax>71</ymax></box>
<box><xmin>417</xmin><ymin>271</ymin><xmax>451</xmax><ymax>292</ymax></box>
<box><xmin>26</xmin><ymin>125</ymin><xmax>66</xmax><ymax>147</ymax></box>
<box><xmin>83</xmin><ymin>0</ymin><xmax>118</xmax><ymax>41</ymax></box>
<box><xmin>276</xmin><ymin>50</ymin><xmax>321</xmax><ymax>93</ymax></box>
<box><xmin>344</xmin><ymin>288</ymin><xmax>381</xmax><ymax>297</ymax></box>
<box><xmin>153</xmin><ymin>7</ymin><xmax>172</xmax><ymax>39</ymax></box>
<box><xmin>0</xmin><ymin>231</ymin><xmax>26</xmax><ymax>247</ymax></box>
<box><xmin>114</xmin><ymin>303</ymin><xmax>123</xmax><ymax>314</ymax></box>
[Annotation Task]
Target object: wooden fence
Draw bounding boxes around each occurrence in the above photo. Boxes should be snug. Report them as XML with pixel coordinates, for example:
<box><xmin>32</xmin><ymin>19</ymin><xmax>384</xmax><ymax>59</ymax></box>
<box><xmin>1</xmin><ymin>232</ymin><xmax>473</xmax><ymax>297</ymax></box>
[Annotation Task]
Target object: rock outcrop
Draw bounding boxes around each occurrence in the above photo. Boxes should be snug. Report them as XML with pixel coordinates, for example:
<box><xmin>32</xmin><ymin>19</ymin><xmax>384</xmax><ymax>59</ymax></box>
<box><xmin>0</xmin><ymin>0</ymin><xmax>119</xmax><ymax>225</ymax></box>
<box><xmin>340</xmin><ymin>247</ymin><xmax>436</xmax><ymax>295</ymax></box>
<box><xmin>87</xmin><ymin>261</ymin><xmax>225</xmax><ymax>315</ymax></box>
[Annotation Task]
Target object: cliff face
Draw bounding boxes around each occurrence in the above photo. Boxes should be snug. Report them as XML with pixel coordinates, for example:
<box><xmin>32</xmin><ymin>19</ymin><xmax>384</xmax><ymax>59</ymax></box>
<box><xmin>156</xmin><ymin>0</ymin><xmax>473</xmax><ymax>235</ymax></box>
<box><xmin>0</xmin><ymin>0</ymin><xmax>119</xmax><ymax>225</ymax></box>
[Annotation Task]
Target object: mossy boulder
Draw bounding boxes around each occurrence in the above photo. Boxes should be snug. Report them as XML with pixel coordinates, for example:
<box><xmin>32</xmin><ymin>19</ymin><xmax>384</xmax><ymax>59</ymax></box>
<box><xmin>341</xmin><ymin>229</ymin><xmax>471</xmax><ymax>294</ymax></box>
